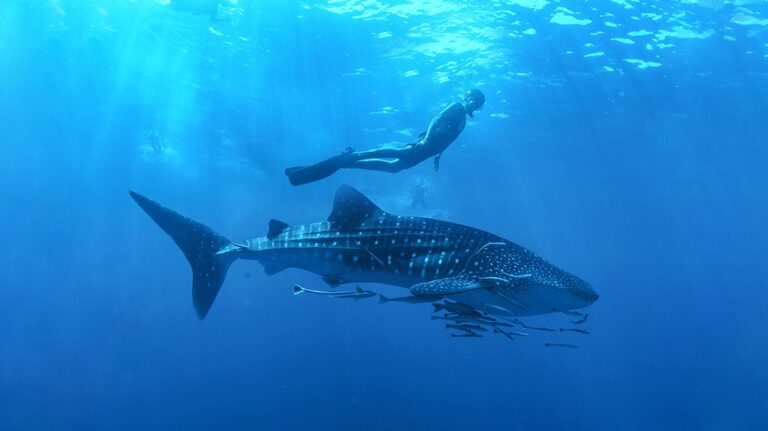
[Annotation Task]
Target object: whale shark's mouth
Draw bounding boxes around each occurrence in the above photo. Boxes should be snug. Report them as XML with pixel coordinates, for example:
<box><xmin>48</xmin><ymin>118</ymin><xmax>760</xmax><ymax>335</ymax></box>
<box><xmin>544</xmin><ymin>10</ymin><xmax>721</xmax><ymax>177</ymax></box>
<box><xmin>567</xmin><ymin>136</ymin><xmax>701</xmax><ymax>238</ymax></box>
<box><xmin>440</xmin><ymin>285</ymin><xmax>581</xmax><ymax>318</ymax></box>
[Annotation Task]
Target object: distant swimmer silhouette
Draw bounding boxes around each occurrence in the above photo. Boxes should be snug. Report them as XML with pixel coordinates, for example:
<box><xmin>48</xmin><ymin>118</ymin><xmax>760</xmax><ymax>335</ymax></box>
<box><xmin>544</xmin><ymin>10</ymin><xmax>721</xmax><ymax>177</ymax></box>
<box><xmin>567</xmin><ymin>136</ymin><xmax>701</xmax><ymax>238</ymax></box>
<box><xmin>285</xmin><ymin>89</ymin><xmax>485</xmax><ymax>186</ymax></box>
<box><xmin>169</xmin><ymin>0</ymin><xmax>221</xmax><ymax>20</ymax></box>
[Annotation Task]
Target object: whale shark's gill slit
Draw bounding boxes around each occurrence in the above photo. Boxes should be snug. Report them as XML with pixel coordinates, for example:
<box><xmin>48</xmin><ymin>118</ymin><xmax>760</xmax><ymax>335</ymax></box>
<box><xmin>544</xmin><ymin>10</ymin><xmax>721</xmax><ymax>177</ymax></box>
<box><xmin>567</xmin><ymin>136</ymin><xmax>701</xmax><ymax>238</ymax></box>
<box><xmin>491</xmin><ymin>289</ymin><xmax>528</xmax><ymax>309</ymax></box>
<box><xmin>463</xmin><ymin>242</ymin><xmax>507</xmax><ymax>273</ymax></box>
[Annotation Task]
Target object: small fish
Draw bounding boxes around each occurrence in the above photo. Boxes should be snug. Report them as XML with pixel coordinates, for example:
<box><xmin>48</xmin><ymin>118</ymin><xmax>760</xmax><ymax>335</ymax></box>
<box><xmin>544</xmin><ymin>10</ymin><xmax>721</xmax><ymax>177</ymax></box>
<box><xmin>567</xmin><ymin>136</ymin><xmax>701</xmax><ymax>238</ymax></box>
<box><xmin>293</xmin><ymin>284</ymin><xmax>375</xmax><ymax>299</ymax></box>
<box><xmin>570</xmin><ymin>314</ymin><xmax>590</xmax><ymax>324</ymax></box>
<box><xmin>431</xmin><ymin>315</ymin><xmax>483</xmax><ymax>324</ymax></box>
<box><xmin>493</xmin><ymin>327</ymin><xmax>528</xmax><ymax>339</ymax></box>
<box><xmin>559</xmin><ymin>328</ymin><xmax>591</xmax><ymax>335</ymax></box>
<box><xmin>483</xmin><ymin>304</ymin><xmax>515</xmax><ymax>315</ymax></box>
<box><xmin>490</xmin><ymin>321</ymin><xmax>516</xmax><ymax>328</ymax></box>
<box><xmin>476</xmin><ymin>316</ymin><xmax>502</xmax><ymax>324</ymax></box>
<box><xmin>521</xmin><ymin>324</ymin><xmax>557</xmax><ymax>332</ymax></box>
<box><xmin>450</xmin><ymin>331</ymin><xmax>482</xmax><ymax>338</ymax></box>
<box><xmin>434</xmin><ymin>301</ymin><xmax>483</xmax><ymax>317</ymax></box>
<box><xmin>555</xmin><ymin>308</ymin><xmax>583</xmax><ymax>317</ymax></box>
<box><xmin>506</xmin><ymin>331</ymin><xmax>528</xmax><ymax>337</ymax></box>
<box><xmin>544</xmin><ymin>343</ymin><xmax>579</xmax><ymax>349</ymax></box>
<box><xmin>446</xmin><ymin>323</ymin><xmax>489</xmax><ymax>333</ymax></box>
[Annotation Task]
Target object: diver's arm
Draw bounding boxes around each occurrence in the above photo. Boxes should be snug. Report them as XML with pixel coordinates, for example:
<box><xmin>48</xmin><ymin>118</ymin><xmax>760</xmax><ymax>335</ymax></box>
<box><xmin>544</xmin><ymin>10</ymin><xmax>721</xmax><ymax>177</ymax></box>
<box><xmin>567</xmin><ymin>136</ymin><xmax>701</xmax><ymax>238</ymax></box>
<box><xmin>433</xmin><ymin>152</ymin><xmax>441</xmax><ymax>172</ymax></box>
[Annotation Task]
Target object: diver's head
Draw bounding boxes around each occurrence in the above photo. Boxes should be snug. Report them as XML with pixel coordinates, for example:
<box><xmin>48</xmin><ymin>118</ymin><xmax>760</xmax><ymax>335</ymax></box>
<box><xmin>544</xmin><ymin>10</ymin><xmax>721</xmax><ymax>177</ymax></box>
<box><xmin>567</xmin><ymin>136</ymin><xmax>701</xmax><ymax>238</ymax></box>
<box><xmin>463</xmin><ymin>88</ymin><xmax>485</xmax><ymax>116</ymax></box>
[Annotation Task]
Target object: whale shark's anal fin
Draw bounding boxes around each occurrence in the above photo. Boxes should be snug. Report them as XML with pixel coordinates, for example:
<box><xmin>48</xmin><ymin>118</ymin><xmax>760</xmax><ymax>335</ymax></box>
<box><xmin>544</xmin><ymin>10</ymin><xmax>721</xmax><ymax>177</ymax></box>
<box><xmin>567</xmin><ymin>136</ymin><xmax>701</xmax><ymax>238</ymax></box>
<box><xmin>410</xmin><ymin>276</ymin><xmax>484</xmax><ymax>297</ymax></box>
<box><xmin>328</xmin><ymin>185</ymin><xmax>385</xmax><ymax>231</ymax></box>
<box><xmin>322</xmin><ymin>274</ymin><xmax>345</xmax><ymax>287</ymax></box>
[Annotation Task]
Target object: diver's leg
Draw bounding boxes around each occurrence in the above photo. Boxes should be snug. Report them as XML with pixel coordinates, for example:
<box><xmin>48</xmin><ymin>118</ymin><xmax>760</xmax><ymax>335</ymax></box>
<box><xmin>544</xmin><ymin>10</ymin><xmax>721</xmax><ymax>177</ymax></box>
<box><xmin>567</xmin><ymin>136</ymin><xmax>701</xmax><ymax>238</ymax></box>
<box><xmin>285</xmin><ymin>145</ymin><xmax>414</xmax><ymax>186</ymax></box>
<box><xmin>349</xmin><ymin>146</ymin><xmax>411</xmax><ymax>160</ymax></box>
<box><xmin>347</xmin><ymin>158</ymin><xmax>414</xmax><ymax>173</ymax></box>
<box><xmin>344</xmin><ymin>144</ymin><xmax>427</xmax><ymax>173</ymax></box>
<box><xmin>285</xmin><ymin>148</ymin><xmax>361</xmax><ymax>186</ymax></box>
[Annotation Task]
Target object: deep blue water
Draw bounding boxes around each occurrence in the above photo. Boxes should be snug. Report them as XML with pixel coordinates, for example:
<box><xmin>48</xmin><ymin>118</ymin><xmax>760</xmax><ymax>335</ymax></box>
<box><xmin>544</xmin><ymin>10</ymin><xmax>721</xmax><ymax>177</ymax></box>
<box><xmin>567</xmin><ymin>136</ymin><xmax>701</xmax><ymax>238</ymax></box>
<box><xmin>2</xmin><ymin>0</ymin><xmax>768</xmax><ymax>430</ymax></box>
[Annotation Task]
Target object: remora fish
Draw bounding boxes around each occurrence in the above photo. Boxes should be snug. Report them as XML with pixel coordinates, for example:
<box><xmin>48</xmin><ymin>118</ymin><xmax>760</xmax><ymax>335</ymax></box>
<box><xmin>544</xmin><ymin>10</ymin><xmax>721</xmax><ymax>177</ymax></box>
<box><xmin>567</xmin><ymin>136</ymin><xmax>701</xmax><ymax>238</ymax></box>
<box><xmin>559</xmin><ymin>328</ymin><xmax>591</xmax><ymax>335</ymax></box>
<box><xmin>130</xmin><ymin>186</ymin><xmax>598</xmax><ymax>319</ymax></box>
<box><xmin>446</xmin><ymin>323</ymin><xmax>489</xmax><ymax>333</ymax></box>
<box><xmin>451</xmin><ymin>331</ymin><xmax>482</xmax><ymax>338</ymax></box>
<box><xmin>293</xmin><ymin>284</ymin><xmax>375</xmax><ymax>299</ymax></box>
<box><xmin>493</xmin><ymin>327</ymin><xmax>528</xmax><ymax>339</ymax></box>
<box><xmin>433</xmin><ymin>301</ymin><xmax>483</xmax><ymax>316</ymax></box>
<box><xmin>544</xmin><ymin>343</ymin><xmax>579</xmax><ymax>349</ymax></box>
<box><xmin>570</xmin><ymin>314</ymin><xmax>590</xmax><ymax>324</ymax></box>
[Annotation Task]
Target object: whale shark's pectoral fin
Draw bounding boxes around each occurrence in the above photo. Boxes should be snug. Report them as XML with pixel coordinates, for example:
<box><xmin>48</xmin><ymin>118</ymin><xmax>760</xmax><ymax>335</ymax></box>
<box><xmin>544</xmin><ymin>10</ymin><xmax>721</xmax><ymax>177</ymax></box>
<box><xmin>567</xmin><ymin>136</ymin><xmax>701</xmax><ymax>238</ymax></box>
<box><xmin>328</xmin><ymin>185</ymin><xmax>386</xmax><ymax>231</ymax></box>
<box><xmin>410</xmin><ymin>276</ymin><xmax>484</xmax><ymax>297</ymax></box>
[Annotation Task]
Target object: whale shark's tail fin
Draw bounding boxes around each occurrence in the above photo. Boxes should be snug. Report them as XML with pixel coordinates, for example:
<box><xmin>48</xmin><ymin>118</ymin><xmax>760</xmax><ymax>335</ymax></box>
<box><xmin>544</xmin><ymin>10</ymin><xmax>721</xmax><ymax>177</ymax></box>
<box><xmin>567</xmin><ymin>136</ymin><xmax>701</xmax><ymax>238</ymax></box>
<box><xmin>129</xmin><ymin>191</ymin><xmax>235</xmax><ymax>319</ymax></box>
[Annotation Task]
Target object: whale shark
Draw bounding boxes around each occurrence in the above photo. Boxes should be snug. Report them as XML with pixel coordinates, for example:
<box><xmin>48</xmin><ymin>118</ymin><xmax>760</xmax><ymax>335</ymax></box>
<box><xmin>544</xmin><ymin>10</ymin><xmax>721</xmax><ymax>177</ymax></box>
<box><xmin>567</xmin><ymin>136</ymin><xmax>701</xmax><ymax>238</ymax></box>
<box><xmin>130</xmin><ymin>185</ymin><xmax>598</xmax><ymax>321</ymax></box>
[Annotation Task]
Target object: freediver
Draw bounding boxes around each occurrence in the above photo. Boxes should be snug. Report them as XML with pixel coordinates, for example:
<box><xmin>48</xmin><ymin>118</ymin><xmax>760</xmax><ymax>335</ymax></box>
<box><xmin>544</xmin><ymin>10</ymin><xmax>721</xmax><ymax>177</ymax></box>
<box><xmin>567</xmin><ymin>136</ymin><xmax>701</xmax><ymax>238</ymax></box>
<box><xmin>285</xmin><ymin>89</ymin><xmax>485</xmax><ymax>186</ymax></box>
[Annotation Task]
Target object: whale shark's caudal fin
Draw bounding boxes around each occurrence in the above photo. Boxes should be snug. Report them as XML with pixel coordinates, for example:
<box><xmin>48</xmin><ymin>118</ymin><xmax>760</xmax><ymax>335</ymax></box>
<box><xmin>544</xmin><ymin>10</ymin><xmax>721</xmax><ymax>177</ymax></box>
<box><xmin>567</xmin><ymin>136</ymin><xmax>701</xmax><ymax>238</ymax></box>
<box><xmin>129</xmin><ymin>191</ymin><xmax>235</xmax><ymax>320</ymax></box>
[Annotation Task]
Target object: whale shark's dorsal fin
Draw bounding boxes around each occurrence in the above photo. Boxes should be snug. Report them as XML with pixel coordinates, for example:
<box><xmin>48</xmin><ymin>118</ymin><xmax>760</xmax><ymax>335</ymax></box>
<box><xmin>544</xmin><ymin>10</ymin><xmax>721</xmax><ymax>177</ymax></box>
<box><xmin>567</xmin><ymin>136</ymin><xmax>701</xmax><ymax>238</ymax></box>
<box><xmin>328</xmin><ymin>185</ymin><xmax>384</xmax><ymax>230</ymax></box>
<box><xmin>267</xmin><ymin>219</ymin><xmax>290</xmax><ymax>239</ymax></box>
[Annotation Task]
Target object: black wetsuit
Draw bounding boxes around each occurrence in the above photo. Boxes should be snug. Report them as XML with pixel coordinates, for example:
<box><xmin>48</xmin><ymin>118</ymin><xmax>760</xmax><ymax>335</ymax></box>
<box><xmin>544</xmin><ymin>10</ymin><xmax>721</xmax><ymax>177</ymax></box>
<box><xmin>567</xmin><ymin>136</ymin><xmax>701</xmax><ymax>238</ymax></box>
<box><xmin>286</xmin><ymin>101</ymin><xmax>470</xmax><ymax>186</ymax></box>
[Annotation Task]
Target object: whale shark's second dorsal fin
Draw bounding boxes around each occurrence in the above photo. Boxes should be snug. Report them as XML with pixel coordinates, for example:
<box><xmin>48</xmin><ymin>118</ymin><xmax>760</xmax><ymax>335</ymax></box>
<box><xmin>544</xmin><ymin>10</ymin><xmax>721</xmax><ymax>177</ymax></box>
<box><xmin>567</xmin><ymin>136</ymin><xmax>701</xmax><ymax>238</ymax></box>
<box><xmin>328</xmin><ymin>185</ymin><xmax>384</xmax><ymax>230</ymax></box>
<box><xmin>267</xmin><ymin>219</ymin><xmax>290</xmax><ymax>239</ymax></box>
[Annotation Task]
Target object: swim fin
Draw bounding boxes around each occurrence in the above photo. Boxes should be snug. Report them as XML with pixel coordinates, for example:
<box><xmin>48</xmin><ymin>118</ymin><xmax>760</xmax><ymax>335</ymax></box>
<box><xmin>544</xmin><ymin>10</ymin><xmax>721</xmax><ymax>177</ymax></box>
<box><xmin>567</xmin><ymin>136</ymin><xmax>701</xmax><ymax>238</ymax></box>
<box><xmin>285</xmin><ymin>151</ymin><xmax>357</xmax><ymax>186</ymax></box>
<box><xmin>286</xmin><ymin>164</ymin><xmax>339</xmax><ymax>186</ymax></box>
<box><xmin>284</xmin><ymin>166</ymin><xmax>305</xmax><ymax>176</ymax></box>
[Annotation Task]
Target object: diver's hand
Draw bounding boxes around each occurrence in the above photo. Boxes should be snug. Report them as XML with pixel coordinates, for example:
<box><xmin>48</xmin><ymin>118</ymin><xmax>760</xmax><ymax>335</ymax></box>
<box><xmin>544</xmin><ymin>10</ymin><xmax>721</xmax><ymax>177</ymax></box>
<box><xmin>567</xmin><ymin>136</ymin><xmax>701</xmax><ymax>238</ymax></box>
<box><xmin>433</xmin><ymin>153</ymin><xmax>441</xmax><ymax>172</ymax></box>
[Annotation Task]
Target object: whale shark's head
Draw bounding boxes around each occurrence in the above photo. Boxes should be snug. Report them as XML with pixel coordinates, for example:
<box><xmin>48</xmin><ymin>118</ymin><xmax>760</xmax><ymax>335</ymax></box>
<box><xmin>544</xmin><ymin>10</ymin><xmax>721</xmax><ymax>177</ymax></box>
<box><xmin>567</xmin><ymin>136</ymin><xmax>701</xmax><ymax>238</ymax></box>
<box><xmin>481</xmin><ymin>246</ymin><xmax>599</xmax><ymax>315</ymax></box>
<box><xmin>514</xmin><ymin>266</ymin><xmax>599</xmax><ymax>315</ymax></box>
<box><xmin>460</xmin><ymin>242</ymin><xmax>599</xmax><ymax>316</ymax></box>
<box><xmin>552</xmin><ymin>275</ymin><xmax>599</xmax><ymax>310</ymax></box>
